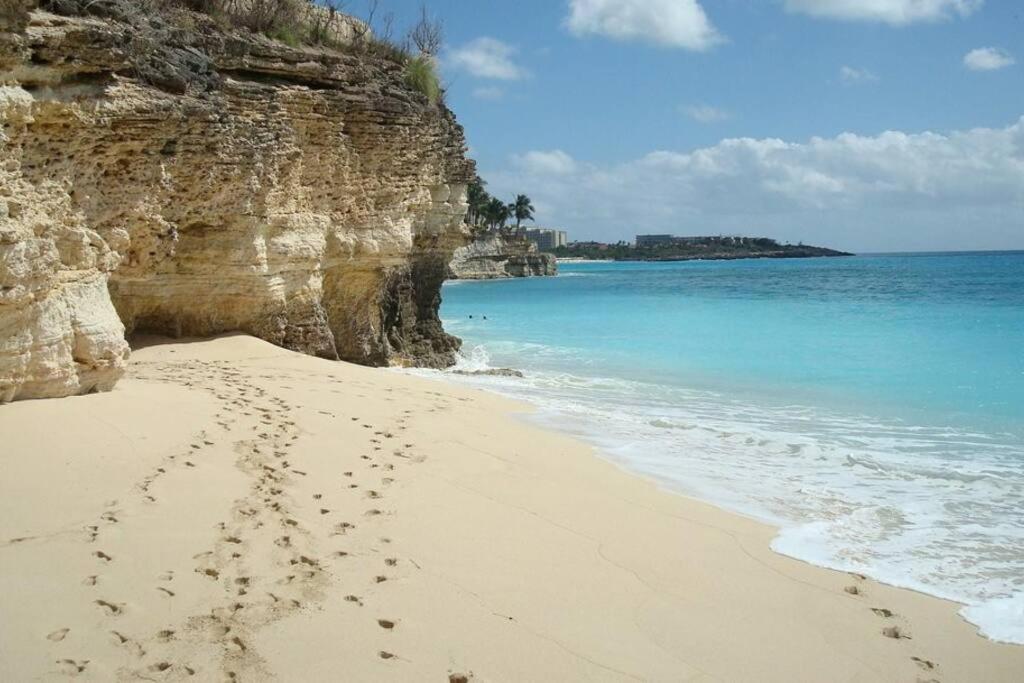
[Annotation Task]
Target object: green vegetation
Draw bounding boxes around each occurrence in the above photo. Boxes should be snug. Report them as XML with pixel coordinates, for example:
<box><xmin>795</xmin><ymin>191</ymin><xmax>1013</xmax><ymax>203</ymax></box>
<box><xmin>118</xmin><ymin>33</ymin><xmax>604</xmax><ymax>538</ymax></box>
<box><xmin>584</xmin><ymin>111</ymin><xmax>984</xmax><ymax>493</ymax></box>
<box><xmin>511</xmin><ymin>194</ymin><xmax>535</xmax><ymax>230</ymax></box>
<box><xmin>465</xmin><ymin>178</ymin><xmax>537</xmax><ymax>235</ymax></box>
<box><xmin>552</xmin><ymin>237</ymin><xmax>852</xmax><ymax>261</ymax></box>
<box><xmin>404</xmin><ymin>56</ymin><xmax>441</xmax><ymax>104</ymax></box>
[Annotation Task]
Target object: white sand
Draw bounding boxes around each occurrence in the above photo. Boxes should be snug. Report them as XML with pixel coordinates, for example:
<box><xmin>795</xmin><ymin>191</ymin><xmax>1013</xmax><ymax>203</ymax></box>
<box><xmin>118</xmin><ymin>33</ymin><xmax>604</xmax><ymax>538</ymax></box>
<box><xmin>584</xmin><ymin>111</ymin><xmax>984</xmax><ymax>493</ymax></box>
<box><xmin>2</xmin><ymin>334</ymin><xmax>1021</xmax><ymax>682</ymax></box>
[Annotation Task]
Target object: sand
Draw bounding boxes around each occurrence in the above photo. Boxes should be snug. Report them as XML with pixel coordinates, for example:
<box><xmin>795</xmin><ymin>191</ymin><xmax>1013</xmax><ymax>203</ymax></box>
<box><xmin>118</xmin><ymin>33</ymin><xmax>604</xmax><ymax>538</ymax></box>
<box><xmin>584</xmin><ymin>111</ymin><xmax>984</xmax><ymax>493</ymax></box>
<box><xmin>1</xmin><ymin>334</ymin><xmax>1021</xmax><ymax>682</ymax></box>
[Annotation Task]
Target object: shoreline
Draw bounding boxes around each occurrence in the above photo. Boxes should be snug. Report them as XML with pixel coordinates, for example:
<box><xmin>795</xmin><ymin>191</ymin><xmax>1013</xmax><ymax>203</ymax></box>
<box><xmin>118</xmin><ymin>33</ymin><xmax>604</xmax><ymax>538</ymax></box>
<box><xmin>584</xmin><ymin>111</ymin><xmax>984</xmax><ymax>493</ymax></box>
<box><xmin>2</xmin><ymin>334</ymin><xmax>1022</xmax><ymax>681</ymax></box>
<box><xmin>413</xmin><ymin>365</ymin><xmax>1022</xmax><ymax>646</ymax></box>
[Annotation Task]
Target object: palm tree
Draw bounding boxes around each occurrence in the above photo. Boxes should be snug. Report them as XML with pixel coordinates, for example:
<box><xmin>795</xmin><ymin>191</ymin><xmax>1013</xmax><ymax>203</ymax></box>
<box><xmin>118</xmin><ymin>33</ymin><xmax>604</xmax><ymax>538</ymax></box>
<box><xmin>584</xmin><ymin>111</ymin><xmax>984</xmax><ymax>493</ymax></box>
<box><xmin>511</xmin><ymin>194</ymin><xmax>535</xmax><ymax>231</ymax></box>
<box><xmin>466</xmin><ymin>179</ymin><xmax>490</xmax><ymax>227</ymax></box>
<box><xmin>484</xmin><ymin>197</ymin><xmax>510</xmax><ymax>231</ymax></box>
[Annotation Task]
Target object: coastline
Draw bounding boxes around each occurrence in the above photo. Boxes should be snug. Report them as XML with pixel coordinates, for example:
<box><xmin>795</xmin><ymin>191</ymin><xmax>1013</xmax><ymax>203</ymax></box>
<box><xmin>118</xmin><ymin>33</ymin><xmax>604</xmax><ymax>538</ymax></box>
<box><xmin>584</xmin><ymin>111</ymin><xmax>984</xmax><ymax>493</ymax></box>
<box><xmin>2</xmin><ymin>334</ymin><xmax>1022</xmax><ymax>681</ymax></box>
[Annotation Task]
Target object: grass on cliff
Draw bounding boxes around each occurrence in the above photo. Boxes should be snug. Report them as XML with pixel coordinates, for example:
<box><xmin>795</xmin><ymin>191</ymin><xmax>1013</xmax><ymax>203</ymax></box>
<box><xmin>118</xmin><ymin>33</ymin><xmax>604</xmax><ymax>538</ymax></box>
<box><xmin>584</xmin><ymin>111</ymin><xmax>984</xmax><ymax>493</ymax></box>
<box><xmin>18</xmin><ymin>0</ymin><xmax>447</xmax><ymax>104</ymax></box>
<box><xmin>0</xmin><ymin>0</ymin><xmax>29</xmax><ymax>28</ymax></box>
<box><xmin>404</xmin><ymin>56</ymin><xmax>441</xmax><ymax>104</ymax></box>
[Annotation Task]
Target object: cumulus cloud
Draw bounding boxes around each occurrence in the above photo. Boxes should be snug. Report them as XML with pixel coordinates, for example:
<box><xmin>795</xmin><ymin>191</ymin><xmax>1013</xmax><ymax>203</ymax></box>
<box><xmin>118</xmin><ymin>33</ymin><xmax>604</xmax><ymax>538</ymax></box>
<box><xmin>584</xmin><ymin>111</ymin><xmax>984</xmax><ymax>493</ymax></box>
<box><xmin>681</xmin><ymin>104</ymin><xmax>732</xmax><ymax>123</ymax></box>
<box><xmin>964</xmin><ymin>47</ymin><xmax>1015</xmax><ymax>71</ymax></box>
<box><xmin>446</xmin><ymin>38</ymin><xmax>528</xmax><ymax>80</ymax></box>
<box><xmin>512</xmin><ymin>150</ymin><xmax>579</xmax><ymax>176</ymax></box>
<box><xmin>784</xmin><ymin>0</ymin><xmax>982</xmax><ymax>25</ymax></box>
<box><xmin>485</xmin><ymin>118</ymin><xmax>1024</xmax><ymax>251</ymax></box>
<box><xmin>839</xmin><ymin>66</ymin><xmax>879</xmax><ymax>84</ymax></box>
<box><xmin>566</xmin><ymin>0</ymin><xmax>723</xmax><ymax>51</ymax></box>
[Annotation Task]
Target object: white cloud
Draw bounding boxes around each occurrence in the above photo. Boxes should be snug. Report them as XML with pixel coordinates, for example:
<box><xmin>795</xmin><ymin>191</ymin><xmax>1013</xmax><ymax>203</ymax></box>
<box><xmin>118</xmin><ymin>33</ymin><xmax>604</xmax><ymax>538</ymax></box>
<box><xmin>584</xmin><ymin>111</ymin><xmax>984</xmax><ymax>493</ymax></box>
<box><xmin>839</xmin><ymin>65</ymin><xmax>879</xmax><ymax>84</ymax></box>
<box><xmin>485</xmin><ymin>118</ymin><xmax>1024</xmax><ymax>251</ymax></box>
<box><xmin>784</xmin><ymin>0</ymin><xmax>982</xmax><ymax>25</ymax></box>
<box><xmin>566</xmin><ymin>0</ymin><xmax>723</xmax><ymax>51</ymax></box>
<box><xmin>681</xmin><ymin>104</ymin><xmax>732</xmax><ymax>123</ymax></box>
<box><xmin>472</xmin><ymin>86</ymin><xmax>505</xmax><ymax>101</ymax></box>
<box><xmin>964</xmin><ymin>47</ymin><xmax>1015</xmax><ymax>71</ymax></box>
<box><xmin>446</xmin><ymin>38</ymin><xmax>528</xmax><ymax>80</ymax></box>
<box><xmin>512</xmin><ymin>150</ymin><xmax>578</xmax><ymax>175</ymax></box>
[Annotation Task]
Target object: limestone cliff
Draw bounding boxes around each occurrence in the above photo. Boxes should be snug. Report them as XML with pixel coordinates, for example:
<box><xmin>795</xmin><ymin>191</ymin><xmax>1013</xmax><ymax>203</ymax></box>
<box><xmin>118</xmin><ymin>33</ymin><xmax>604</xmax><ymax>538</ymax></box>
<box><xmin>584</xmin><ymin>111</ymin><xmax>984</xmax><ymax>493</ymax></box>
<box><xmin>448</xmin><ymin>233</ymin><xmax>557</xmax><ymax>280</ymax></box>
<box><xmin>0</xmin><ymin>7</ymin><xmax>474</xmax><ymax>401</ymax></box>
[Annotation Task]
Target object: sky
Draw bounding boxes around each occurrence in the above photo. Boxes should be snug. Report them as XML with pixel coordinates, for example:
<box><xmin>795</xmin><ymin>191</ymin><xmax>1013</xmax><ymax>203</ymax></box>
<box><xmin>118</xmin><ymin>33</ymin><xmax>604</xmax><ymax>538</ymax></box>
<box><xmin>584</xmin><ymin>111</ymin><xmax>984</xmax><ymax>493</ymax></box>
<box><xmin>358</xmin><ymin>0</ymin><xmax>1022</xmax><ymax>252</ymax></box>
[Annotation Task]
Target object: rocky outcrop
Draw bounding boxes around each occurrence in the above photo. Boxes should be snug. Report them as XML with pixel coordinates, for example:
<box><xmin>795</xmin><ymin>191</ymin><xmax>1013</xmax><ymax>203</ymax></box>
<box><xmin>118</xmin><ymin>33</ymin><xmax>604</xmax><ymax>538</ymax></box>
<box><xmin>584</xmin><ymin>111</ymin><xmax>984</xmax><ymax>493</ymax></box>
<box><xmin>448</xmin><ymin>233</ymin><xmax>557</xmax><ymax>280</ymax></box>
<box><xmin>0</xmin><ymin>8</ymin><xmax>474</xmax><ymax>401</ymax></box>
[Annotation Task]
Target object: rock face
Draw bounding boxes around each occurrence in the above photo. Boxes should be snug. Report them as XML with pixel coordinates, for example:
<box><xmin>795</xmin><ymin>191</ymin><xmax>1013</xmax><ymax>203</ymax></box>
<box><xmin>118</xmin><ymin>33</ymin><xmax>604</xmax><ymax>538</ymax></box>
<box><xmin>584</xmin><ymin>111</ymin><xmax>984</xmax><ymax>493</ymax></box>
<box><xmin>448</xmin><ymin>233</ymin><xmax>557</xmax><ymax>280</ymax></box>
<box><xmin>0</xmin><ymin>9</ymin><xmax>474</xmax><ymax>401</ymax></box>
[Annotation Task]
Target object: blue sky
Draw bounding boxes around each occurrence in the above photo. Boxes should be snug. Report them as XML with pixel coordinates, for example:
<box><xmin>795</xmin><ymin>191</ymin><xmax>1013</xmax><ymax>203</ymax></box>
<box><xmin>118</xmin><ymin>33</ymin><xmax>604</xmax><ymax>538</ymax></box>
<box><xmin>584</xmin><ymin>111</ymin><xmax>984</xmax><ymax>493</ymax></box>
<box><xmin>363</xmin><ymin>0</ymin><xmax>1022</xmax><ymax>251</ymax></box>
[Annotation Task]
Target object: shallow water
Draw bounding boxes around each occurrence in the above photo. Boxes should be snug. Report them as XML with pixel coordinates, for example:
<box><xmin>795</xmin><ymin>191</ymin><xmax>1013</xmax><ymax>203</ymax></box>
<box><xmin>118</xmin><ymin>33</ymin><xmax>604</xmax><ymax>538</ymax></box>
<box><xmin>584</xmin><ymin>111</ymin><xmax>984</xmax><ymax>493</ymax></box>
<box><xmin>423</xmin><ymin>253</ymin><xmax>1024</xmax><ymax>642</ymax></box>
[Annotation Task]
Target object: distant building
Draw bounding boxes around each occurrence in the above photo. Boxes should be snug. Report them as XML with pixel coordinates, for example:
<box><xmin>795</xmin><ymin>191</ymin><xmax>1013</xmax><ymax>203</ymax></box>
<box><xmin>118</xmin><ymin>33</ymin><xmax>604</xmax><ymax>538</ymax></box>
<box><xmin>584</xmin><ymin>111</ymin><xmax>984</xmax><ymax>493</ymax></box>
<box><xmin>525</xmin><ymin>228</ymin><xmax>568</xmax><ymax>251</ymax></box>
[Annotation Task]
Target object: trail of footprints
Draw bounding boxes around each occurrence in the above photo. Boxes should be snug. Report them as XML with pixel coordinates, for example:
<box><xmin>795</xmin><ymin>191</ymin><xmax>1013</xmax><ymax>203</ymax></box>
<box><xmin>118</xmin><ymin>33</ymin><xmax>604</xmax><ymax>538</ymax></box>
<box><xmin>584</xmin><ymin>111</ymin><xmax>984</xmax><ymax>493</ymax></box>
<box><xmin>45</xmin><ymin>360</ymin><xmax>433</xmax><ymax>679</ymax></box>
<box><xmin>843</xmin><ymin>573</ymin><xmax>941</xmax><ymax>681</ymax></box>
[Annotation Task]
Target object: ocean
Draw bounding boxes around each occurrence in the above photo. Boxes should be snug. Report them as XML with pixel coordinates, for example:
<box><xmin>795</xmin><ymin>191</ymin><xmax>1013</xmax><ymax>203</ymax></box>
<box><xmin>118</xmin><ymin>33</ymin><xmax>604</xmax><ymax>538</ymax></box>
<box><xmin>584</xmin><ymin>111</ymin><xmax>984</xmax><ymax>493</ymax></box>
<box><xmin>417</xmin><ymin>252</ymin><xmax>1024</xmax><ymax>643</ymax></box>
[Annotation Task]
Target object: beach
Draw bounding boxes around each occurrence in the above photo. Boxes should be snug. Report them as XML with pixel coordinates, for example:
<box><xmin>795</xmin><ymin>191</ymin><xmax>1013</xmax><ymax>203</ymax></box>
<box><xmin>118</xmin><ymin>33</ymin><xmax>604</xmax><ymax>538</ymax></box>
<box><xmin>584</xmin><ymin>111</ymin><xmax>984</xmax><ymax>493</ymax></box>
<box><xmin>2</xmin><ymin>333</ymin><xmax>1022</xmax><ymax>682</ymax></box>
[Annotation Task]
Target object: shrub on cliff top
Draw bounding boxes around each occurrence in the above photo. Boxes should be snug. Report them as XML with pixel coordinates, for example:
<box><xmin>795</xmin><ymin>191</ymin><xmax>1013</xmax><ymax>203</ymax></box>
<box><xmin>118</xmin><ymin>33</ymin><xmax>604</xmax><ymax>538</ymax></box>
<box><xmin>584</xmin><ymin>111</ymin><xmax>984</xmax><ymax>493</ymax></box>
<box><xmin>404</xmin><ymin>56</ymin><xmax>440</xmax><ymax>104</ymax></box>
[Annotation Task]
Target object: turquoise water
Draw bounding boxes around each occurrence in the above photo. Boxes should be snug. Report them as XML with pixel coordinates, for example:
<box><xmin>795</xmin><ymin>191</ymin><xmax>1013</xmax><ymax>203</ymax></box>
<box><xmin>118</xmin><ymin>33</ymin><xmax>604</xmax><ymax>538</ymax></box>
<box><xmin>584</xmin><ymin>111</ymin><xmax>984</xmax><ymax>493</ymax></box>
<box><xmin>425</xmin><ymin>253</ymin><xmax>1024</xmax><ymax>642</ymax></box>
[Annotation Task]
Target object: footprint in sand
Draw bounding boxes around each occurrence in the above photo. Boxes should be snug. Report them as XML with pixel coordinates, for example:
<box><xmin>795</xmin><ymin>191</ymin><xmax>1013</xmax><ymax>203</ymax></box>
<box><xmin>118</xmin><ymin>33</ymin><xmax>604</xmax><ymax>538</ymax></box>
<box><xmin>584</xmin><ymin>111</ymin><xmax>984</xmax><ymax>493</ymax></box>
<box><xmin>378</xmin><ymin>619</ymin><xmax>396</xmax><ymax>630</ymax></box>
<box><xmin>46</xmin><ymin>628</ymin><xmax>69</xmax><ymax>642</ymax></box>
<box><xmin>56</xmin><ymin>659</ymin><xmax>88</xmax><ymax>675</ymax></box>
<box><xmin>872</xmin><ymin>607</ymin><xmax>894</xmax><ymax>618</ymax></box>
<box><xmin>94</xmin><ymin>551</ymin><xmax>113</xmax><ymax>563</ymax></box>
<box><xmin>95</xmin><ymin>599</ymin><xmax>124</xmax><ymax>616</ymax></box>
<box><xmin>912</xmin><ymin>656</ymin><xmax>937</xmax><ymax>671</ymax></box>
<box><xmin>882</xmin><ymin>625</ymin><xmax>909</xmax><ymax>639</ymax></box>
<box><xmin>111</xmin><ymin>631</ymin><xmax>146</xmax><ymax>658</ymax></box>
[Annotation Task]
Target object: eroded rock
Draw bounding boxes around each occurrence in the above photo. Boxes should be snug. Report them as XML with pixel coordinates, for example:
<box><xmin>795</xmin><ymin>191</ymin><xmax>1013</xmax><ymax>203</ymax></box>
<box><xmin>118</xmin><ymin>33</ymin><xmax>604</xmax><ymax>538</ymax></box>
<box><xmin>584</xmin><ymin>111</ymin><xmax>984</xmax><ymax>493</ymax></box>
<box><xmin>0</xmin><ymin>9</ymin><xmax>474</xmax><ymax>401</ymax></box>
<box><xmin>448</xmin><ymin>233</ymin><xmax>557</xmax><ymax>280</ymax></box>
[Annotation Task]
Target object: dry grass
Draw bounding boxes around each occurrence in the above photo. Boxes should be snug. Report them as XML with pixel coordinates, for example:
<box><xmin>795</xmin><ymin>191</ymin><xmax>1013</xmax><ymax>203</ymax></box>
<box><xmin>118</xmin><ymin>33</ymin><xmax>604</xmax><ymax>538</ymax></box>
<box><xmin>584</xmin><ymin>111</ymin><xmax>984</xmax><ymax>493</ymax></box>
<box><xmin>0</xmin><ymin>0</ymin><xmax>29</xmax><ymax>30</ymax></box>
<box><xmin>16</xmin><ymin>0</ymin><xmax>443</xmax><ymax>102</ymax></box>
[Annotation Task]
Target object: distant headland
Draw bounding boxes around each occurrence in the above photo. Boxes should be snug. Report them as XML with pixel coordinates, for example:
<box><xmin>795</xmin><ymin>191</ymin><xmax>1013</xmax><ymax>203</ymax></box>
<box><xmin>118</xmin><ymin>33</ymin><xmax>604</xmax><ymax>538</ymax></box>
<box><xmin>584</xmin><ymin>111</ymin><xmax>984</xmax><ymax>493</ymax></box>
<box><xmin>551</xmin><ymin>234</ymin><xmax>853</xmax><ymax>261</ymax></box>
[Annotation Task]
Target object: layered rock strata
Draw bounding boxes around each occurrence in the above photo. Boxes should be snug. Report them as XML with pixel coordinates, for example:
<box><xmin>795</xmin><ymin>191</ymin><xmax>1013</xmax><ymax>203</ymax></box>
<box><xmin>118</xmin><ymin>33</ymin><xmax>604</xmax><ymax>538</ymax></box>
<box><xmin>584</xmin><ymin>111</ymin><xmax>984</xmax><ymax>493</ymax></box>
<box><xmin>448</xmin><ymin>233</ymin><xmax>557</xmax><ymax>280</ymax></box>
<box><xmin>0</xmin><ymin>8</ymin><xmax>474</xmax><ymax>401</ymax></box>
